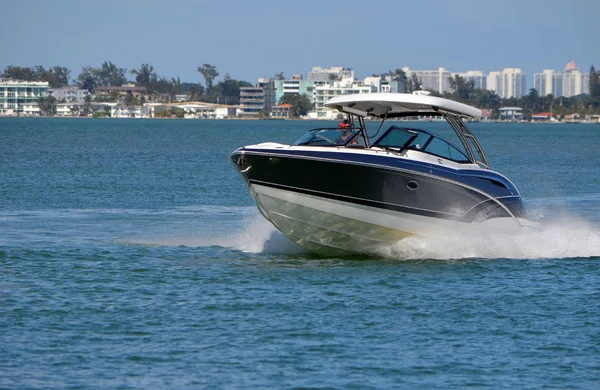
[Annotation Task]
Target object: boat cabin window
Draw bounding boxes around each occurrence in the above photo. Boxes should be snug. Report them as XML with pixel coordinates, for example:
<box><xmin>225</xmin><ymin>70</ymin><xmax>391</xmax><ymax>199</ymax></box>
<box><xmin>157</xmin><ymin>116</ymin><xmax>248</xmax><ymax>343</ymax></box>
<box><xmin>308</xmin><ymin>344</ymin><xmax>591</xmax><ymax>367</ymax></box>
<box><xmin>294</xmin><ymin>129</ymin><xmax>363</xmax><ymax>147</ymax></box>
<box><xmin>373</xmin><ymin>126</ymin><xmax>471</xmax><ymax>163</ymax></box>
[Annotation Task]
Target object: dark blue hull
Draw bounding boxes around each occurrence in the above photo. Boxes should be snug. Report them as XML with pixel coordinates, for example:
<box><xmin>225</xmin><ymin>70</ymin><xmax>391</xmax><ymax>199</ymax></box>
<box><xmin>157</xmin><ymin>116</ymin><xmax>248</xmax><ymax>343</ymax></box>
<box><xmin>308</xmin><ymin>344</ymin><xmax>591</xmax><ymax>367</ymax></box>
<box><xmin>231</xmin><ymin>147</ymin><xmax>526</xmax><ymax>223</ymax></box>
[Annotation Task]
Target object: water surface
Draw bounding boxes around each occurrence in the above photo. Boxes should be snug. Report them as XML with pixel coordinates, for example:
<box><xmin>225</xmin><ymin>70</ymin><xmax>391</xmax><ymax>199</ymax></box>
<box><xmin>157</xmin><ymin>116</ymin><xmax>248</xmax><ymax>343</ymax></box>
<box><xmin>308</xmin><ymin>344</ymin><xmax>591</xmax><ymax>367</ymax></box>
<box><xmin>1</xmin><ymin>118</ymin><xmax>600</xmax><ymax>388</ymax></box>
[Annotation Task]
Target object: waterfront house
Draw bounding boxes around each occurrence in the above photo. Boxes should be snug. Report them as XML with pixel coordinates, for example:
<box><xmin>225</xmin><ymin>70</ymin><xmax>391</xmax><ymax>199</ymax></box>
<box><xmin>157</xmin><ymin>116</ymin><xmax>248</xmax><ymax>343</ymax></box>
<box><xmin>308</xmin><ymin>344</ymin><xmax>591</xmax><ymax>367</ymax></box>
<box><xmin>95</xmin><ymin>83</ymin><xmax>147</xmax><ymax>98</ymax></box>
<box><xmin>50</xmin><ymin>86</ymin><xmax>90</xmax><ymax>104</ymax></box>
<box><xmin>55</xmin><ymin>102</ymin><xmax>80</xmax><ymax>116</ymax></box>
<box><xmin>147</xmin><ymin>102</ymin><xmax>236</xmax><ymax>119</ymax></box>
<box><xmin>271</xmin><ymin>103</ymin><xmax>292</xmax><ymax>119</ymax></box>
<box><xmin>479</xmin><ymin>109</ymin><xmax>494</xmax><ymax>121</ymax></box>
<box><xmin>563</xmin><ymin>113</ymin><xmax>581</xmax><ymax>122</ymax></box>
<box><xmin>531</xmin><ymin>112</ymin><xmax>554</xmax><ymax>122</ymax></box>
<box><xmin>498</xmin><ymin>107</ymin><xmax>523</xmax><ymax>121</ymax></box>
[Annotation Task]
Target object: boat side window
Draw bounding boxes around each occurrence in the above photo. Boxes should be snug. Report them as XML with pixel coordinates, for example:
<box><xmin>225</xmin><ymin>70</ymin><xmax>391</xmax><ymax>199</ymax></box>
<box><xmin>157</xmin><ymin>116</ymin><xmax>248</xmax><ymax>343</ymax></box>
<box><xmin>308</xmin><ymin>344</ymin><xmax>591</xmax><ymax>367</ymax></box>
<box><xmin>406</xmin><ymin>132</ymin><xmax>431</xmax><ymax>150</ymax></box>
<box><xmin>423</xmin><ymin>137</ymin><xmax>471</xmax><ymax>163</ymax></box>
<box><xmin>373</xmin><ymin>128</ymin><xmax>416</xmax><ymax>149</ymax></box>
<box><xmin>294</xmin><ymin>129</ymin><xmax>361</xmax><ymax>146</ymax></box>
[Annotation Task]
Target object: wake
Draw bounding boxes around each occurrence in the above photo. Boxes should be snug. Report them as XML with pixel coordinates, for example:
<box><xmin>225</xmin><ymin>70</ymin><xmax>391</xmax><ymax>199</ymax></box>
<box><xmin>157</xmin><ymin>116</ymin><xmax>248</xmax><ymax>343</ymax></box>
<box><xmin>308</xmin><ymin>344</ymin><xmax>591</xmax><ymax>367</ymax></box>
<box><xmin>374</xmin><ymin>216</ymin><xmax>600</xmax><ymax>260</ymax></box>
<box><xmin>229</xmin><ymin>213</ymin><xmax>600</xmax><ymax>260</ymax></box>
<box><xmin>127</xmin><ymin>207</ymin><xmax>600</xmax><ymax>260</ymax></box>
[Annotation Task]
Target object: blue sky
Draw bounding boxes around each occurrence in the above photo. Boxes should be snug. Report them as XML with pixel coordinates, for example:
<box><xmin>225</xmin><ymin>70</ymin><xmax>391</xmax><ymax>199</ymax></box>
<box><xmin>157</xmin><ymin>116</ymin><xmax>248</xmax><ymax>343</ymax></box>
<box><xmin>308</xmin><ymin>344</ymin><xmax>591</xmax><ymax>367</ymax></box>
<box><xmin>1</xmin><ymin>0</ymin><xmax>598</xmax><ymax>88</ymax></box>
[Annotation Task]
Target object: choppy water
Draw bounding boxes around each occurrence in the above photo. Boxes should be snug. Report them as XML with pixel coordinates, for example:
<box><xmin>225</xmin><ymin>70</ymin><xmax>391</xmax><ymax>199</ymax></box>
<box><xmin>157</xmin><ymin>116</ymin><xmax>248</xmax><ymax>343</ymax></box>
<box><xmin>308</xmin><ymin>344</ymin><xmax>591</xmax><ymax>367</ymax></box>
<box><xmin>1</xmin><ymin>118</ymin><xmax>600</xmax><ymax>388</ymax></box>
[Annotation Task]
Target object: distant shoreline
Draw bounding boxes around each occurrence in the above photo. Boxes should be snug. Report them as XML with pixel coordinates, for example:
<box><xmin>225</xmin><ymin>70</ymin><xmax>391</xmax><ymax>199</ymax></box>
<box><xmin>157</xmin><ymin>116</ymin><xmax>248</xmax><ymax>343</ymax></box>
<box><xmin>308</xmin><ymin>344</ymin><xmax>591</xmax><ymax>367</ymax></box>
<box><xmin>1</xmin><ymin>116</ymin><xmax>598</xmax><ymax>124</ymax></box>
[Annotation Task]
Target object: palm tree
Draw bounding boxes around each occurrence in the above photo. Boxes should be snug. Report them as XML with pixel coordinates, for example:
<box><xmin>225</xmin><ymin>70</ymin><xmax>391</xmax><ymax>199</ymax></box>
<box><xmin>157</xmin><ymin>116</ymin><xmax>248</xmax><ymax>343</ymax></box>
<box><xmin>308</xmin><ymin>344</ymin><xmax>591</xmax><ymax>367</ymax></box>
<box><xmin>197</xmin><ymin>64</ymin><xmax>219</xmax><ymax>92</ymax></box>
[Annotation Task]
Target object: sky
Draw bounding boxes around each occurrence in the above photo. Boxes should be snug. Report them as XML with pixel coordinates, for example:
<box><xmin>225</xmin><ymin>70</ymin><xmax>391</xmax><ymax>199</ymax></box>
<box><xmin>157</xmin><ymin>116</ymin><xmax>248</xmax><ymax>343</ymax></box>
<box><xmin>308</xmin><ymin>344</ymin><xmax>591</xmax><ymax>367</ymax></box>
<box><xmin>1</xmin><ymin>0</ymin><xmax>598</xmax><ymax>89</ymax></box>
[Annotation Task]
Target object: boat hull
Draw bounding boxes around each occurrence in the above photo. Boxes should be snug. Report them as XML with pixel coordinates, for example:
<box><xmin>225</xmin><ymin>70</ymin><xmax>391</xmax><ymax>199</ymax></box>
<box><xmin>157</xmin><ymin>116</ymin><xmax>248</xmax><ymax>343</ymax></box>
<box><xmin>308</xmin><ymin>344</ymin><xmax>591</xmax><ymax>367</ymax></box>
<box><xmin>231</xmin><ymin>147</ymin><xmax>526</xmax><ymax>255</ymax></box>
<box><xmin>250</xmin><ymin>183</ymin><xmax>472</xmax><ymax>256</ymax></box>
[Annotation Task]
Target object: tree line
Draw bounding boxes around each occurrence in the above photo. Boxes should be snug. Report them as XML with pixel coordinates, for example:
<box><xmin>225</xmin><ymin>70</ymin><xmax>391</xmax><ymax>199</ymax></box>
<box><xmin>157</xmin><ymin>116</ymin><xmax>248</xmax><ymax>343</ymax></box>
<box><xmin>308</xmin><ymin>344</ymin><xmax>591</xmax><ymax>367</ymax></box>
<box><xmin>4</xmin><ymin>63</ymin><xmax>598</xmax><ymax>119</ymax></box>
<box><xmin>1</xmin><ymin>62</ymin><xmax>253</xmax><ymax>106</ymax></box>
<box><xmin>1</xmin><ymin>65</ymin><xmax>71</xmax><ymax>88</ymax></box>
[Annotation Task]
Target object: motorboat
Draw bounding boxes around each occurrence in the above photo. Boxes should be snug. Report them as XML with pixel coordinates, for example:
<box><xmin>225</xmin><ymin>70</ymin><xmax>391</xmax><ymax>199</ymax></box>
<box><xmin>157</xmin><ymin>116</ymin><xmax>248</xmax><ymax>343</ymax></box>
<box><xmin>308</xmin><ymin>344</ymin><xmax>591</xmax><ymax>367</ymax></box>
<box><xmin>230</xmin><ymin>92</ymin><xmax>531</xmax><ymax>256</ymax></box>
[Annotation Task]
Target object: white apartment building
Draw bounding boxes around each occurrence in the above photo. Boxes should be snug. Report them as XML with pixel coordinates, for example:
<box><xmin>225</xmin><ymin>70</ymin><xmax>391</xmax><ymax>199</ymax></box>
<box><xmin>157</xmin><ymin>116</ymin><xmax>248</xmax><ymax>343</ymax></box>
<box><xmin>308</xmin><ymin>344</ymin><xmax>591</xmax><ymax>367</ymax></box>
<box><xmin>402</xmin><ymin>67</ymin><xmax>451</xmax><ymax>94</ymax></box>
<box><xmin>452</xmin><ymin>70</ymin><xmax>487</xmax><ymax>90</ymax></box>
<box><xmin>533</xmin><ymin>69</ymin><xmax>562</xmax><ymax>97</ymax></box>
<box><xmin>563</xmin><ymin>70</ymin><xmax>583</xmax><ymax>97</ymax></box>
<box><xmin>486</xmin><ymin>68</ymin><xmax>526</xmax><ymax>99</ymax></box>
<box><xmin>49</xmin><ymin>86</ymin><xmax>90</xmax><ymax>103</ymax></box>
<box><xmin>0</xmin><ymin>79</ymin><xmax>49</xmax><ymax>116</ymax></box>
<box><xmin>562</xmin><ymin>60</ymin><xmax>589</xmax><ymax>97</ymax></box>
<box><xmin>534</xmin><ymin>61</ymin><xmax>590</xmax><ymax>98</ymax></box>
<box><xmin>311</xmin><ymin>80</ymin><xmax>375</xmax><ymax>119</ymax></box>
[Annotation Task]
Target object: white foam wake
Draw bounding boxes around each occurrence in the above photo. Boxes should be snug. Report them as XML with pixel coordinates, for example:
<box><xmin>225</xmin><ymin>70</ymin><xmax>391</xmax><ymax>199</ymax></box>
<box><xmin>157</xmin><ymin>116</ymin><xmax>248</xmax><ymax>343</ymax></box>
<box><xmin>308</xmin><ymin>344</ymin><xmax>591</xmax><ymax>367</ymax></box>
<box><xmin>125</xmin><ymin>206</ymin><xmax>600</xmax><ymax>260</ymax></box>
<box><xmin>374</xmin><ymin>216</ymin><xmax>600</xmax><ymax>260</ymax></box>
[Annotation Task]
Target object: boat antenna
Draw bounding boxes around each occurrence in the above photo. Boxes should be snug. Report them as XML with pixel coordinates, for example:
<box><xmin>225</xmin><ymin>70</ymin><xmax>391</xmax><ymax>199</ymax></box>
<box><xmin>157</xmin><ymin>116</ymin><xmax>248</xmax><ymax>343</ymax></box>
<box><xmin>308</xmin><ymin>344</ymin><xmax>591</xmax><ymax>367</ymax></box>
<box><xmin>368</xmin><ymin>111</ymin><xmax>389</xmax><ymax>140</ymax></box>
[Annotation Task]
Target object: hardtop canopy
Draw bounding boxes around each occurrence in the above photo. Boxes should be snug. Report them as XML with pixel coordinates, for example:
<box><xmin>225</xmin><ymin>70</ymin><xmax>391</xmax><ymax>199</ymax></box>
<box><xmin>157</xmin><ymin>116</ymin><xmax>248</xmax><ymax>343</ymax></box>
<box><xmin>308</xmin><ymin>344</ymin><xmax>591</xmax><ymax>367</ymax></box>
<box><xmin>324</xmin><ymin>92</ymin><xmax>482</xmax><ymax>119</ymax></box>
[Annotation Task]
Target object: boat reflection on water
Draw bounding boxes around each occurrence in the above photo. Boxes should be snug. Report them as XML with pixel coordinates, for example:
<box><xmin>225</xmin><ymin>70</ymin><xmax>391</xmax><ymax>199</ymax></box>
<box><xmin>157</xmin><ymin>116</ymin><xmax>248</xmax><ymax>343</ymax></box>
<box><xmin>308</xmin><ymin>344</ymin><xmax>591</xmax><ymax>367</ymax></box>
<box><xmin>230</xmin><ymin>92</ymin><xmax>535</xmax><ymax>256</ymax></box>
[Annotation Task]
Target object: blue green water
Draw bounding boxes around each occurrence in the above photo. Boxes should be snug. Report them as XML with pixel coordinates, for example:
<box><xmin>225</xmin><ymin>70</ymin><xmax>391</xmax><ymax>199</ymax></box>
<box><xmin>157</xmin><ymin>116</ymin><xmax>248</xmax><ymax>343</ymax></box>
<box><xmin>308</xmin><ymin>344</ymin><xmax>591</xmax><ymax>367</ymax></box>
<box><xmin>1</xmin><ymin>118</ymin><xmax>600</xmax><ymax>388</ymax></box>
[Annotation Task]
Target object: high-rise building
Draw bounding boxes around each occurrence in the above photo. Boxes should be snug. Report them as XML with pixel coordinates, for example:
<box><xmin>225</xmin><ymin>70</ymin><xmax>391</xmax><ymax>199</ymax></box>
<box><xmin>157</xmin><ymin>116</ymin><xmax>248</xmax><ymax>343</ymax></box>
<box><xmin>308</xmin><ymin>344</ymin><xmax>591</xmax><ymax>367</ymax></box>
<box><xmin>533</xmin><ymin>69</ymin><xmax>562</xmax><ymax>97</ymax></box>
<box><xmin>582</xmin><ymin>73</ymin><xmax>590</xmax><ymax>95</ymax></box>
<box><xmin>452</xmin><ymin>71</ymin><xmax>487</xmax><ymax>90</ymax></box>
<box><xmin>533</xmin><ymin>61</ymin><xmax>590</xmax><ymax>98</ymax></box>
<box><xmin>562</xmin><ymin>60</ymin><xmax>585</xmax><ymax>97</ymax></box>
<box><xmin>486</xmin><ymin>71</ymin><xmax>501</xmax><ymax>95</ymax></box>
<box><xmin>486</xmin><ymin>68</ymin><xmax>526</xmax><ymax>99</ymax></box>
<box><xmin>402</xmin><ymin>67</ymin><xmax>451</xmax><ymax>94</ymax></box>
<box><xmin>0</xmin><ymin>79</ymin><xmax>49</xmax><ymax>116</ymax></box>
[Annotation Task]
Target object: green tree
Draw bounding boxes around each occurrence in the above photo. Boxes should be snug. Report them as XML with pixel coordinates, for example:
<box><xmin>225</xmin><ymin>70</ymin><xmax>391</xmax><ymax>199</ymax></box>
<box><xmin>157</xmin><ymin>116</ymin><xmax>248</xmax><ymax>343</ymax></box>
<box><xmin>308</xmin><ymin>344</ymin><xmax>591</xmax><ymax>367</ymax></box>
<box><xmin>148</xmin><ymin>77</ymin><xmax>181</xmax><ymax>102</ymax></box>
<box><xmin>187</xmin><ymin>85</ymin><xmax>201</xmax><ymax>101</ymax></box>
<box><xmin>216</xmin><ymin>75</ymin><xmax>251</xmax><ymax>105</ymax></box>
<box><xmin>447</xmin><ymin>75</ymin><xmax>475</xmax><ymax>104</ymax></box>
<box><xmin>37</xmin><ymin>95</ymin><xmax>57</xmax><ymax>116</ymax></box>
<box><xmin>404</xmin><ymin>74</ymin><xmax>421</xmax><ymax>93</ymax></box>
<box><xmin>131</xmin><ymin>63</ymin><xmax>156</xmax><ymax>86</ymax></box>
<box><xmin>47</xmin><ymin>66</ymin><xmax>71</xmax><ymax>87</ymax></box>
<box><xmin>83</xmin><ymin>94</ymin><xmax>92</xmax><ymax>115</ymax></box>
<box><xmin>589</xmin><ymin>66</ymin><xmax>599</xmax><ymax>97</ymax></box>
<box><xmin>391</xmin><ymin>68</ymin><xmax>408</xmax><ymax>84</ymax></box>
<box><xmin>180</xmin><ymin>82</ymin><xmax>204</xmax><ymax>96</ymax></box>
<box><xmin>2</xmin><ymin>66</ymin><xmax>36</xmax><ymax>80</ymax></box>
<box><xmin>1</xmin><ymin>65</ymin><xmax>70</xmax><ymax>88</ymax></box>
<box><xmin>279</xmin><ymin>94</ymin><xmax>313</xmax><ymax>118</ymax></box>
<box><xmin>197</xmin><ymin>63</ymin><xmax>219</xmax><ymax>92</ymax></box>
<box><xmin>588</xmin><ymin>65</ymin><xmax>600</xmax><ymax>109</ymax></box>
<box><xmin>98</xmin><ymin>61</ymin><xmax>127</xmax><ymax>86</ymax></box>
<box><xmin>78</xmin><ymin>66</ymin><xmax>98</xmax><ymax>92</ymax></box>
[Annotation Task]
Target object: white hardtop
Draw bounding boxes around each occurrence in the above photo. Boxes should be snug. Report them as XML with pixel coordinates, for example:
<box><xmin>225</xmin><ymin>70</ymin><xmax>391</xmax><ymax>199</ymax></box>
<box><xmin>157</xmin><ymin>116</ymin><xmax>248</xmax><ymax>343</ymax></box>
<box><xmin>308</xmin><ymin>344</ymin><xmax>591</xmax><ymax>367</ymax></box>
<box><xmin>324</xmin><ymin>92</ymin><xmax>481</xmax><ymax>119</ymax></box>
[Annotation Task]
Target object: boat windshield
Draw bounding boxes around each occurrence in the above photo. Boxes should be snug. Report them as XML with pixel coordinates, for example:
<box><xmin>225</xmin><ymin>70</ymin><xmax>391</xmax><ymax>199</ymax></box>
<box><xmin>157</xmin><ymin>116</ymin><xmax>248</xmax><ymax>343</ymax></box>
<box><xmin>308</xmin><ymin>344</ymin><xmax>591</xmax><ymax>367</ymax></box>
<box><xmin>294</xmin><ymin>128</ymin><xmax>363</xmax><ymax>147</ymax></box>
<box><xmin>372</xmin><ymin>126</ymin><xmax>471</xmax><ymax>163</ymax></box>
